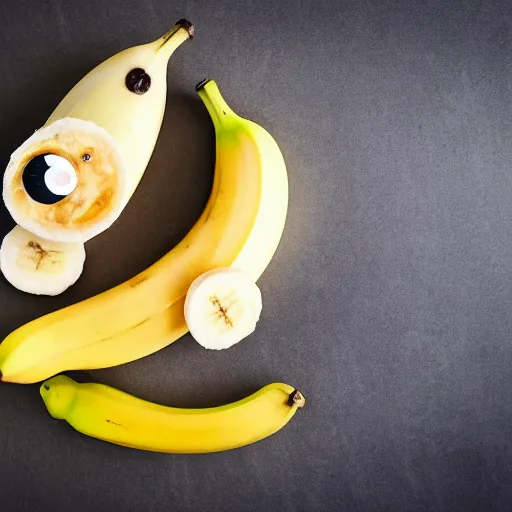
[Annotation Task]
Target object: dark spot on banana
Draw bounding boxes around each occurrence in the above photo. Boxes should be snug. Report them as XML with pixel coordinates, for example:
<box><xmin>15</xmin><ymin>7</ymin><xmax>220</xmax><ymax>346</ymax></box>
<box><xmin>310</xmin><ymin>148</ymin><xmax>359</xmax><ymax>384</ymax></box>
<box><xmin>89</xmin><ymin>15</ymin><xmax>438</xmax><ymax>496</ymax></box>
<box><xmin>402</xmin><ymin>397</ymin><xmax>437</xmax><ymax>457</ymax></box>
<box><xmin>27</xmin><ymin>241</ymin><xmax>59</xmax><ymax>270</ymax></box>
<box><xmin>210</xmin><ymin>296</ymin><xmax>233</xmax><ymax>327</ymax></box>
<box><xmin>130</xmin><ymin>274</ymin><xmax>149</xmax><ymax>288</ymax></box>
<box><xmin>106</xmin><ymin>419</ymin><xmax>123</xmax><ymax>427</ymax></box>
<box><xmin>28</xmin><ymin>241</ymin><xmax>42</xmax><ymax>251</ymax></box>
<box><xmin>125</xmin><ymin>68</ymin><xmax>151</xmax><ymax>95</ymax></box>
<box><xmin>43</xmin><ymin>384</ymin><xmax>50</xmax><ymax>391</ymax></box>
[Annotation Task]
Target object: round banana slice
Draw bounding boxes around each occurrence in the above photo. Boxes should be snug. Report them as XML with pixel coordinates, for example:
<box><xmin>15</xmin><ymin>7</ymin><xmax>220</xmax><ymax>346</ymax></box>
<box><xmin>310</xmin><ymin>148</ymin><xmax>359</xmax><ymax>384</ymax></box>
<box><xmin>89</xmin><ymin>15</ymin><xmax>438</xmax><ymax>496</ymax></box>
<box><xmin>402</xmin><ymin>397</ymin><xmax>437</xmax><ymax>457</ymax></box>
<box><xmin>184</xmin><ymin>267</ymin><xmax>263</xmax><ymax>350</ymax></box>
<box><xmin>3</xmin><ymin>117</ymin><xmax>127</xmax><ymax>244</ymax></box>
<box><xmin>0</xmin><ymin>225</ymin><xmax>86</xmax><ymax>296</ymax></box>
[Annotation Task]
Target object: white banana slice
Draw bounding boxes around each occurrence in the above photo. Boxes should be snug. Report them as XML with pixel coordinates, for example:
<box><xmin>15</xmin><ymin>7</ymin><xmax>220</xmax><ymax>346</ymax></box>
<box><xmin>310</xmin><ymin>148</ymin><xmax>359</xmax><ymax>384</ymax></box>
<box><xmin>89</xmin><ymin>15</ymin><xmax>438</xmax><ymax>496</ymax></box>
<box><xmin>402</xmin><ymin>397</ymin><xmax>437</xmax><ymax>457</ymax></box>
<box><xmin>0</xmin><ymin>225</ymin><xmax>85</xmax><ymax>296</ymax></box>
<box><xmin>184</xmin><ymin>267</ymin><xmax>263</xmax><ymax>350</ymax></box>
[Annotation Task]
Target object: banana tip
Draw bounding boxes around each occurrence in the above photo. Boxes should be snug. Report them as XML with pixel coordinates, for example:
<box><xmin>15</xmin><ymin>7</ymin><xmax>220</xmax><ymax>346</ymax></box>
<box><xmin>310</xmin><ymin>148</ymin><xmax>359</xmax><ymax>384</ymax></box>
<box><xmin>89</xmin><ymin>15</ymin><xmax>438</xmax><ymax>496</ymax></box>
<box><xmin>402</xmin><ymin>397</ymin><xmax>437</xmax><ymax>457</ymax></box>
<box><xmin>195</xmin><ymin>78</ymin><xmax>212</xmax><ymax>92</ymax></box>
<box><xmin>289</xmin><ymin>390</ymin><xmax>306</xmax><ymax>408</ymax></box>
<box><xmin>177</xmin><ymin>19</ymin><xmax>195</xmax><ymax>39</ymax></box>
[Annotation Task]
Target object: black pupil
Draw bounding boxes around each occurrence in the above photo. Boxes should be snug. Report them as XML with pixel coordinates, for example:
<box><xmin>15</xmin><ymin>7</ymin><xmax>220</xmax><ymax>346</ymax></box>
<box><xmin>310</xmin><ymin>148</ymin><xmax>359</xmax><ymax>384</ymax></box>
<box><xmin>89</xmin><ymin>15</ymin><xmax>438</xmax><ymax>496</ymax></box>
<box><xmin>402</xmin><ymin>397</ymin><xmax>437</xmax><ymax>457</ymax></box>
<box><xmin>22</xmin><ymin>153</ymin><xmax>71</xmax><ymax>205</ymax></box>
<box><xmin>125</xmin><ymin>68</ymin><xmax>151</xmax><ymax>94</ymax></box>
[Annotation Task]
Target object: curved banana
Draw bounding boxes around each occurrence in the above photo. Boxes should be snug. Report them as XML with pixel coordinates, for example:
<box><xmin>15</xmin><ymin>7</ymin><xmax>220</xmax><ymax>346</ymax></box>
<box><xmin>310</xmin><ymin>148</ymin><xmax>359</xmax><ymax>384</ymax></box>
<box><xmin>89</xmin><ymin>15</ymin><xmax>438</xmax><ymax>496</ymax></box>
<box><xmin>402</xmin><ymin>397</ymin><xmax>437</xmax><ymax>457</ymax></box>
<box><xmin>46</xmin><ymin>20</ymin><xmax>193</xmax><ymax>203</ymax></box>
<box><xmin>50</xmin><ymin>19</ymin><xmax>194</xmax><ymax>205</ymax></box>
<box><xmin>5</xmin><ymin>20</ymin><xmax>193</xmax><ymax>235</ymax></box>
<box><xmin>40</xmin><ymin>376</ymin><xmax>305</xmax><ymax>453</ymax></box>
<box><xmin>1</xmin><ymin>20</ymin><xmax>194</xmax><ymax>294</ymax></box>
<box><xmin>0</xmin><ymin>79</ymin><xmax>289</xmax><ymax>383</ymax></box>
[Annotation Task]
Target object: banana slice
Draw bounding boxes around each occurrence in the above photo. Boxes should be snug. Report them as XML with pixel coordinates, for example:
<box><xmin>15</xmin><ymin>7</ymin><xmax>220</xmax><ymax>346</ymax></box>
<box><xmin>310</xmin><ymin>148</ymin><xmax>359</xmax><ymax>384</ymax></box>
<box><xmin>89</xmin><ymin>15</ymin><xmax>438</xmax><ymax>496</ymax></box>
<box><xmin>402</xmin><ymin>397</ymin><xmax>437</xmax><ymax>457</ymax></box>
<box><xmin>3</xmin><ymin>117</ymin><xmax>127</xmax><ymax>244</ymax></box>
<box><xmin>184</xmin><ymin>267</ymin><xmax>263</xmax><ymax>350</ymax></box>
<box><xmin>0</xmin><ymin>225</ymin><xmax>85</xmax><ymax>296</ymax></box>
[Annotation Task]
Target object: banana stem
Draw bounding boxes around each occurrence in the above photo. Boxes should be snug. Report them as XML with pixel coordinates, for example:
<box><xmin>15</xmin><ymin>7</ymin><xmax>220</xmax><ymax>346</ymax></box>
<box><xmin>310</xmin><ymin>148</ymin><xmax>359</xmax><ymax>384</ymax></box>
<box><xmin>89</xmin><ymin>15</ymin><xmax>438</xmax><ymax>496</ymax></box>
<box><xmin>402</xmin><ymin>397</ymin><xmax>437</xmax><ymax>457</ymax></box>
<box><xmin>196</xmin><ymin>79</ymin><xmax>236</xmax><ymax>127</ymax></box>
<box><xmin>289</xmin><ymin>390</ymin><xmax>306</xmax><ymax>408</ymax></box>
<box><xmin>155</xmin><ymin>19</ymin><xmax>194</xmax><ymax>60</ymax></box>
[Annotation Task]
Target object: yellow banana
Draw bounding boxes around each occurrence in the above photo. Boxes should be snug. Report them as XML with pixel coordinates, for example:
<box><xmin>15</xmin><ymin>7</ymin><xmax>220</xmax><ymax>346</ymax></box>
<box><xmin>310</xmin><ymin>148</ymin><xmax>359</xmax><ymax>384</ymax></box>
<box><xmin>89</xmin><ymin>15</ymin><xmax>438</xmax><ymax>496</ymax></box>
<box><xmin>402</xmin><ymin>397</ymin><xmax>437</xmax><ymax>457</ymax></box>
<box><xmin>40</xmin><ymin>376</ymin><xmax>305</xmax><ymax>453</ymax></box>
<box><xmin>4</xmin><ymin>20</ymin><xmax>193</xmax><ymax>237</ymax></box>
<box><xmin>45</xmin><ymin>20</ymin><xmax>194</xmax><ymax>203</ymax></box>
<box><xmin>0</xmin><ymin>20</ymin><xmax>193</xmax><ymax>294</ymax></box>
<box><xmin>0</xmin><ymin>79</ymin><xmax>289</xmax><ymax>383</ymax></box>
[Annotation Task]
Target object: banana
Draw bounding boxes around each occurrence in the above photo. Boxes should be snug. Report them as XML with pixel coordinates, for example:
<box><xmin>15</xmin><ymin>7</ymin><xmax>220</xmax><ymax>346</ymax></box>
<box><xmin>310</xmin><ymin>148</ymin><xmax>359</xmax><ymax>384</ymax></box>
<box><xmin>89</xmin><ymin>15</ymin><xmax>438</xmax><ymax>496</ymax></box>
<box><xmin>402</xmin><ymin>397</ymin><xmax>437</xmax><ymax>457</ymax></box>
<box><xmin>1</xmin><ymin>20</ymin><xmax>193</xmax><ymax>294</ymax></box>
<box><xmin>184</xmin><ymin>267</ymin><xmax>263</xmax><ymax>350</ymax></box>
<box><xmin>0</xmin><ymin>79</ymin><xmax>288</xmax><ymax>383</ymax></box>
<box><xmin>5</xmin><ymin>19</ymin><xmax>194</xmax><ymax>229</ymax></box>
<box><xmin>0</xmin><ymin>225</ymin><xmax>85</xmax><ymax>296</ymax></box>
<box><xmin>44</xmin><ymin>19</ymin><xmax>194</xmax><ymax>206</ymax></box>
<box><xmin>3</xmin><ymin>118</ymin><xmax>127</xmax><ymax>244</ymax></box>
<box><xmin>40</xmin><ymin>375</ymin><xmax>305</xmax><ymax>454</ymax></box>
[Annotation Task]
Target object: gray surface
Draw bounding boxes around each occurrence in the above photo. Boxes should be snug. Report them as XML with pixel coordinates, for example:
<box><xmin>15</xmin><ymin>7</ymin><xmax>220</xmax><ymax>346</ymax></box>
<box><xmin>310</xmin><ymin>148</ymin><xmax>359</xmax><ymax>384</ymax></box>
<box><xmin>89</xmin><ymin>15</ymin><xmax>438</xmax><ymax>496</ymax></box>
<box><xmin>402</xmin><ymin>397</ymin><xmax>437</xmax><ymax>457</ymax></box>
<box><xmin>1</xmin><ymin>0</ymin><xmax>512</xmax><ymax>511</ymax></box>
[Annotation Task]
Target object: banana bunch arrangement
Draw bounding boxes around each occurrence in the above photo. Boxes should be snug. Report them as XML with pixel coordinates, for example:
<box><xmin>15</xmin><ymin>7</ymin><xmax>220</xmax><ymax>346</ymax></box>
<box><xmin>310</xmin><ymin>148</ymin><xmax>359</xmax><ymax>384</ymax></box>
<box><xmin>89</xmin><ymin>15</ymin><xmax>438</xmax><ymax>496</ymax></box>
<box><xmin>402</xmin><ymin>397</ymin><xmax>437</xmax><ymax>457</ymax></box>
<box><xmin>0</xmin><ymin>20</ymin><xmax>305</xmax><ymax>454</ymax></box>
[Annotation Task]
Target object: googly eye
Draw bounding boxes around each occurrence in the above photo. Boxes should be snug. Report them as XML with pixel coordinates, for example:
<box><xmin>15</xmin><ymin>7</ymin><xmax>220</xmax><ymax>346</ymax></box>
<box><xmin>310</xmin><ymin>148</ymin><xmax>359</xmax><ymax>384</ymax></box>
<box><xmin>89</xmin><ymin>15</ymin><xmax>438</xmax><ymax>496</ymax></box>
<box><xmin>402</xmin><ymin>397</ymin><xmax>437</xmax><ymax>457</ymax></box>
<box><xmin>43</xmin><ymin>155</ymin><xmax>77</xmax><ymax>196</ymax></box>
<box><xmin>22</xmin><ymin>153</ymin><xmax>77</xmax><ymax>205</ymax></box>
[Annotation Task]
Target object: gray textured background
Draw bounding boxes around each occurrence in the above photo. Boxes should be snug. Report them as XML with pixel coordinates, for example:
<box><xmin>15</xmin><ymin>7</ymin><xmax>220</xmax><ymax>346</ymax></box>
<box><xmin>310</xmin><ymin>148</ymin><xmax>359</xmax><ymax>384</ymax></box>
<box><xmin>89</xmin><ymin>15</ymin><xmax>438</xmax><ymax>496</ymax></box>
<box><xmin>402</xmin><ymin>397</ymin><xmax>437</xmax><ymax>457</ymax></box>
<box><xmin>1</xmin><ymin>0</ymin><xmax>512</xmax><ymax>511</ymax></box>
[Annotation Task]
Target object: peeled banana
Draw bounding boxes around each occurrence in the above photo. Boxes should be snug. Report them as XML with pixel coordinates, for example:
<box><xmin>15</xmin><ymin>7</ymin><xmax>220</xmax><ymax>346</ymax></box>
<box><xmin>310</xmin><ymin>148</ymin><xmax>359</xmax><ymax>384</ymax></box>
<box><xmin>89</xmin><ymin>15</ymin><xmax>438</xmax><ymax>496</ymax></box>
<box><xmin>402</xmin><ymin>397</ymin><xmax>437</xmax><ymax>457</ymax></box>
<box><xmin>0</xmin><ymin>79</ymin><xmax>289</xmax><ymax>384</ymax></box>
<box><xmin>1</xmin><ymin>20</ymin><xmax>193</xmax><ymax>294</ymax></box>
<box><xmin>40</xmin><ymin>375</ymin><xmax>305</xmax><ymax>454</ymax></box>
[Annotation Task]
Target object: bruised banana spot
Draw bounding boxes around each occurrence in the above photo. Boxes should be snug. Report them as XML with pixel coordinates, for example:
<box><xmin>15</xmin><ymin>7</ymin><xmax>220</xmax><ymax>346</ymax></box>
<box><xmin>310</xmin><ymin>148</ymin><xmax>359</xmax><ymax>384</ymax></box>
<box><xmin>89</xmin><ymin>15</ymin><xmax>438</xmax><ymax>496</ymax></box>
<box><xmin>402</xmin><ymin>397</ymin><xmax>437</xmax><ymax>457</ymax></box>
<box><xmin>210</xmin><ymin>296</ymin><xmax>233</xmax><ymax>327</ymax></box>
<box><xmin>106</xmin><ymin>419</ymin><xmax>123</xmax><ymax>427</ymax></box>
<box><xmin>27</xmin><ymin>241</ymin><xmax>60</xmax><ymax>270</ymax></box>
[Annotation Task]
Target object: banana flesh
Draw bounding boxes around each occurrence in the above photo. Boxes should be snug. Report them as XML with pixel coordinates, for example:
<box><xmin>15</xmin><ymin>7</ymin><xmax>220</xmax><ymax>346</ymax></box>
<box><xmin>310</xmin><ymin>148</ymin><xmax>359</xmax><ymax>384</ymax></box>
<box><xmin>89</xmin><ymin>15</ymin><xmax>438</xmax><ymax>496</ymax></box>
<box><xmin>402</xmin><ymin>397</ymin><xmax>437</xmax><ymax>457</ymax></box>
<box><xmin>40</xmin><ymin>375</ymin><xmax>305</xmax><ymax>454</ymax></box>
<box><xmin>3</xmin><ymin>118</ymin><xmax>127</xmax><ymax>244</ymax></box>
<box><xmin>0</xmin><ymin>79</ymin><xmax>288</xmax><ymax>383</ymax></box>
<box><xmin>184</xmin><ymin>267</ymin><xmax>263</xmax><ymax>350</ymax></box>
<box><xmin>0</xmin><ymin>225</ymin><xmax>85</xmax><ymax>296</ymax></box>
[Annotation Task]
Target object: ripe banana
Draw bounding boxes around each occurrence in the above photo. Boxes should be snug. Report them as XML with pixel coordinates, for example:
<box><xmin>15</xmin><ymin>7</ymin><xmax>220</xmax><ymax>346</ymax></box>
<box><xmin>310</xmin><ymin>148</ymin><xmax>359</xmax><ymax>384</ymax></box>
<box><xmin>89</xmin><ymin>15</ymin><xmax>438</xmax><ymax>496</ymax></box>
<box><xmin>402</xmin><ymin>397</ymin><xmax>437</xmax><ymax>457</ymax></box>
<box><xmin>40</xmin><ymin>375</ymin><xmax>305</xmax><ymax>454</ymax></box>
<box><xmin>4</xmin><ymin>19</ymin><xmax>194</xmax><ymax>238</ymax></box>
<box><xmin>44</xmin><ymin>19</ymin><xmax>194</xmax><ymax>206</ymax></box>
<box><xmin>1</xmin><ymin>20</ymin><xmax>193</xmax><ymax>294</ymax></box>
<box><xmin>184</xmin><ymin>267</ymin><xmax>263</xmax><ymax>350</ymax></box>
<box><xmin>0</xmin><ymin>79</ymin><xmax>289</xmax><ymax>383</ymax></box>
